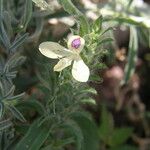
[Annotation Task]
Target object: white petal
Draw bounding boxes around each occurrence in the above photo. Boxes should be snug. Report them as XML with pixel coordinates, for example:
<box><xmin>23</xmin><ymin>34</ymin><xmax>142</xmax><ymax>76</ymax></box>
<box><xmin>39</xmin><ymin>42</ymin><xmax>73</xmax><ymax>59</ymax></box>
<box><xmin>54</xmin><ymin>58</ymin><xmax>72</xmax><ymax>72</ymax></box>
<box><xmin>72</xmin><ymin>58</ymin><xmax>90</xmax><ymax>82</ymax></box>
<box><xmin>67</xmin><ymin>35</ymin><xmax>85</xmax><ymax>53</ymax></box>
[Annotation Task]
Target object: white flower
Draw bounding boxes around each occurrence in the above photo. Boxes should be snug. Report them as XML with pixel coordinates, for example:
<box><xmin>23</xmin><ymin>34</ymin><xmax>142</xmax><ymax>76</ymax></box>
<box><xmin>39</xmin><ymin>35</ymin><xmax>90</xmax><ymax>82</ymax></box>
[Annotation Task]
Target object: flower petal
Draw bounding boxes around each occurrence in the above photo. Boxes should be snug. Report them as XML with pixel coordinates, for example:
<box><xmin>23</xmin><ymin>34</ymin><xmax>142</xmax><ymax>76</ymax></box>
<box><xmin>67</xmin><ymin>35</ymin><xmax>85</xmax><ymax>53</ymax></box>
<box><xmin>54</xmin><ymin>58</ymin><xmax>72</xmax><ymax>72</ymax></box>
<box><xmin>72</xmin><ymin>58</ymin><xmax>90</xmax><ymax>82</ymax></box>
<box><xmin>39</xmin><ymin>42</ymin><xmax>73</xmax><ymax>59</ymax></box>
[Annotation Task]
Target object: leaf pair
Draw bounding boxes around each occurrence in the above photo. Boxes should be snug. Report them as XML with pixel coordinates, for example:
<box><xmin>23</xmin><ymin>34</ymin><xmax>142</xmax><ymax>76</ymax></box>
<box><xmin>99</xmin><ymin>106</ymin><xmax>133</xmax><ymax>148</ymax></box>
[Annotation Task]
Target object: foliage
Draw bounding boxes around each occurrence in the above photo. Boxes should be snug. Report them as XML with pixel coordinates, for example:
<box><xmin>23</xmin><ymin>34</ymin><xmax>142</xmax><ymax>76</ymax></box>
<box><xmin>0</xmin><ymin>0</ymin><xmax>149</xmax><ymax>150</ymax></box>
<box><xmin>99</xmin><ymin>106</ymin><xmax>133</xmax><ymax>149</ymax></box>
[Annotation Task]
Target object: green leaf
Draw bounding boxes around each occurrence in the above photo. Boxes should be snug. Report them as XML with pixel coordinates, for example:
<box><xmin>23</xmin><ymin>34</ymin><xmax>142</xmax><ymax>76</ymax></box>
<box><xmin>99</xmin><ymin>106</ymin><xmax>114</xmax><ymax>143</ymax></box>
<box><xmin>6</xmin><ymin>54</ymin><xmax>26</xmax><ymax>70</ymax></box>
<box><xmin>62</xmin><ymin>120</ymin><xmax>83</xmax><ymax>150</ymax></box>
<box><xmin>2</xmin><ymin>86</ymin><xmax>15</xmax><ymax>98</ymax></box>
<box><xmin>58</xmin><ymin>0</ymin><xmax>90</xmax><ymax>36</ymax></box>
<box><xmin>0</xmin><ymin>103</ymin><xmax>4</xmax><ymax>118</ymax></box>
<box><xmin>3</xmin><ymin>11</ymin><xmax>13</xmax><ymax>38</ymax></box>
<box><xmin>19</xmin><ymin>0</ymin><xmax>32</xmax><ymax>31</ymax></box>
<box><xmin>15</xmin><ymin>124</ymin><xmax>30</xmax><ymax>135</ymax></box>
<box><xmin>138</xmin><ymin>28</ymin><xmax>150</xmax><ymax>48</ymax></box>
<box><xmin>0</xmin><ymin>0</ymin><xmax>3</xmax><ymax>13</ymax></box>
<box><xmin>81</xmin><ymin>98</ymin><xmax>96</xmax><ymax>105</ymax></box>
<box><xmin>15</xmin><ymin>119</ymin><xmax>51</xmax><ymax>150</ymax></box>
<box><xmin>55</xmin><ymin>137</ymin><xmax>75</xmax><ymax>149</ymax></box>
<box><xmin>110</xmin><ymin>144</ymin><xmax>138</xmax><ymax>150</ymax></box>
<box><xmin>5</xmin><ymin>92</ymin><xmax>25</xmax><ymax>101</ymax></box>
<box><xmin>92</xmin><ymin>15</ymin><xmax>103</xmax><ymax>33</ymax></box>
<box><xmin>41</xmin><ymin>146</ymin><xmax>63</xmax><ymax>150</ymax></box>
<box><xmin>7</xmin><ymin>105</ymin><xmax>26</xmax><ymax>122</ymax></box>
<box><xmin>89</xmin><ymin>74</ymin><xmax>103</xmax><ymax>83</ymax></box>
<box><xmin>71</xmin><ymin>112</ymin><xmax>99</xmax><ymax>150</ymax></box>
<box><xmin>79</xmin><ymin>87</ymin><xmax>97</xmax><ymax>95</ymax></box>
<box><xmin>41</xmin><ymin>145</ymin><xmax>53</xmax><ymax>150</ymax></box>
<box><xmin>0</xmin><ymin>119</ymin><xmax>13</xmax><ymax>131</ymax></box>
<box><xmin>16</xmin><ymin>99</ymin><xmax>45</xmax><ymax>115</ymax></box>
<box><xmin>122</xmin><ymin>26</ymin><xmax>138</xmax><ymax>84</ymax></box>
<box><xmin>0</xmin><ymin>14</ymin><xmax>10</xmax><ymax>50</ymax></box>
<box><xmin>9</xmin><ymin>33</ymin><xmax>29</xmax><ymax>52</ymax></box>
<box><xmin>108</xmin><ymin>128</ymin><xmax>133</xmax><ymax>147</ymax></box>
<box><xmin>100</xmin><ymin>27</ymin><xmax>113</xmax><ymax>36</ymax></box>
<box><xmin>98</xmin><ymin>37</ymin><xmax>113</xmax><ymax>46</ymax></box>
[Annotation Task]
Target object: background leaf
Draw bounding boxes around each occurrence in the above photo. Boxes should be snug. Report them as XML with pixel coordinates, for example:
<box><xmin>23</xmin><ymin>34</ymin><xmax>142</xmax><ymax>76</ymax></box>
<box><xmin>108</xmin><ymin>127</ymin><xmax>133</xmax><ymax>147</ymax></box>
<box><xmin>99</xmin><ymin>106</ymin><xmax>114</xmax><ymax>143</ymax></box>
<box><xmin>15</xmin><ymin>119</ymin><xmax>51</xmax><ymax>150</ymax></box>
<box><xmin>122</xmin><ymin>26</ymin><xmax>138</xmax><ymax>84</ymax></box>
<box><xmin>110</xmin><ymin>144</ymin><xmax>138</xmax><ymax>150</ymax></box>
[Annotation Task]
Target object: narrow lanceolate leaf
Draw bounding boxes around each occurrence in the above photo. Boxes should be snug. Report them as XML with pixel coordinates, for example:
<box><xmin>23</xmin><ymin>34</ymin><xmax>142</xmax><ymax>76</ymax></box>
<box><xmin>62</xmin><ymin>120</ymin><xmax>84</xmax><ymax>150</ymax></box>
<box><xmin>6</xmin><ymin>54</ymin><xmax>26</xmax><ymax>69</ymax></box>
<box><xmin>9</xmin><ymin>33</ymin><xmax>29</xmax><ymax>52</ymax></box>
<box><xmin>100</xmin><ymin>27</ymin><xmax>113</xmax><ymax>36</ymax></box>
<box><xmin>0</xmin><ymin>0</ymin><xmax>3</xmax><ymax>14</ymax></box>
<box><xmin>98</xmin><ymin>37</ymin><xmax>113</xmax><ymax>46</ymax></box>
<box><xmin>0</xmin><ymin>103</ymin><xmax>4</xmax><ymax>118</ymax></box>
<box><xmin>0</xmin><ymin>119</ymin><xmax>13</xmax><ymax>131</ymax></box>
<box><xmin>0</xmin><ymin>15</ymin><xmax>11</xmax><ymax>50</ymax></box>
<box><xmin>5</xmin><ymin>92</ymin><xmax>25</xmax><ymax>101</ymax></box>
<box><xmin>122</xmin><ymin>26</ymin><xmax>138</xmax><ymax>84</ymax></box>
<box><xmin>58</xmin><ymin>0</ymin><xmax>90</xmax><ymax>36</ymax></box>
<box><xmin>3</xmin><ymin>85</ymin><xmax>15</xmax><ymax>98</ymax></box>
<box><xmin>71</xmin><ymin>112</ymin><xmax>99</xmax><ymax>150</ymax></box>
<box><xmin>7</xmin><ymin>105</ymin><xmax>26</xmax><ymax>122</ymax></box>
<box><xmin>15</xmin><ymin>119</ymin><xmax>51</xmax><ymax>150</ymax></box>
<box><xmin>3</xmin><ymin>11</ymin><xmax>13</xmax><ymax>38</ymax></box>
<box><xmin>16</xmin><ymin>99</ymin><xmax>45</xmax><ymax>115</ymax></box>
<box><xmin>20</xmin><ymin>0</ymin><xmax>32</xmax><ymax>31</ymax></box>
<box><xmin>92</xmin><ymin>15</ymin><xmax>103</xmax><ymax>33</ymax></box>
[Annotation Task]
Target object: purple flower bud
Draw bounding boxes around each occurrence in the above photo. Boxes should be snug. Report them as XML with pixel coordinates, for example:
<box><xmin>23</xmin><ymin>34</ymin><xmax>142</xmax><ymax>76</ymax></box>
<box><xmin>71</xmin><ymin>38</ymin><xmax>81</xmax><ymax>49</ymax></box>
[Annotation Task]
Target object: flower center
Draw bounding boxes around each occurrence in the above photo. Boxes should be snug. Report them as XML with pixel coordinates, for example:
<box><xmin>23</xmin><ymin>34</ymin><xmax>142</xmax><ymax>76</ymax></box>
<box><xmin>71</xmin><ymin>38</ymin><xmax>81</xmax><ymax>49</ymax></box>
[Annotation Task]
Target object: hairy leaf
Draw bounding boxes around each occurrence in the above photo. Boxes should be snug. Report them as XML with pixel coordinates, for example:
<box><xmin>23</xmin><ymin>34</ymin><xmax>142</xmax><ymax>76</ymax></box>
<box><xmin>0</xmin><ymin>119</ymin><xmax>13</xmax><ymax>131</ymax></box>
<box><xmin>9</xmin><ymin>33</ymin><xmax>29</xmax><ymax>52</ymax></box>
<box><xmin>20</xmin><ymin>0</ymin><xmax>32</xmax><ymax>31</ymax></box>
<box><xmin>71</xmin><ymin>112</ymin><xmax>99</xmax><ymax>150</ymax></box>
<box><xmin>15</xmin><ymin>119</ymin><xmax>51</xmax><ymax>150</ymax></box>
<box><xmin>7</xmin><ymin>105</ymin><xmax>26</xmax><ymax>122</ymax></box>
